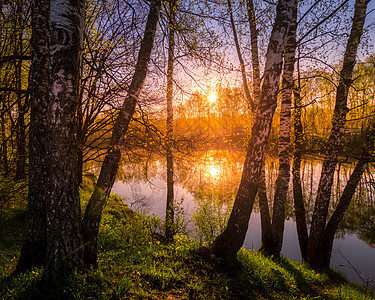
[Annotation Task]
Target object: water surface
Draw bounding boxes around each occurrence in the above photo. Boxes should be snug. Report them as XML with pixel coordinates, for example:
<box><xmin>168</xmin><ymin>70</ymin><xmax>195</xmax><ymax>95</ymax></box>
<box><xmin>112</xmin><ymin>150</ymin><xmax>375</xmax><ymax>286</ymax></box>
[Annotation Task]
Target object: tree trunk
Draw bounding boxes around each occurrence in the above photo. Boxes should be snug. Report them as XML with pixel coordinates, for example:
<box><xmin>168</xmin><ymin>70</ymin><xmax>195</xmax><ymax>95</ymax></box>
<box><xmin>14</xmin><ymin>0</ymin><xmax>49</xmax><ymax>274</ymax></box>
<box><xmin>15</xmin><ymin>100</ymin><xmax>26</xmax><ymax>181</ymax></box>
<box><xmin>230</xmin><ymin>0</ymin><xmax>275</xmax><ymax>254</ymax></box>
<box><xmin>244</xmin><ymin>0</ymin><xmax>275</xmax><ymax>254</ymax></box>
<box><xmin>0</xmin><ymin>109</ymin><xmax>9</xmax><ymax>174</ymax></box>
<box><xmin>306</xmin><ymin>0</ymin><xmax>370</xmax><ymax>269</ymax></box>
<box><xmin>44</xmin><ymin>0</ymin><xmax>86</xmax><ymax>280</ymax></box>
<box><xmin>211</xmin><ymin>0</ymin><xmax>297</xmax><ymax>258</ymax></box>
<box><xmin>227</xmin><ymin>0</ymin><xmax>254</xmax><ymax>110</ymax></box>
<box><xmin>82</xmin><ymin>0</ymin><xmax>161</xmax><ymax>268</ymax></box>
<box><xmin>258</xmin><ymin>162</ymin><xmax>276</xmax><ymax>254</ymax></box>
<box><xmin>15</xmin><ymin>17</ymin><xmax>26</xmax><ymax>181</ymax></box>
<box><xmin>292</xmin><ymin>72</ymin><xmax>309</xmax><ymax>261</ymax></box>
<box><xmin>269</xmin><ymin>4</ymin><xmax>297</xmax><ymax>256</ymax></box>
<box><xmin>165</xmin><ymin>0</ymin><xmax>177</xmax><ymax>243</ymax></box>
<box><xmin>246</xmin><ymin>0</ymin><xmax>261</xmax><ymax>108</ymax></box>
<box><xmin>323</xmin><ymin>123</ymin><xmax>375</xmax><ymax>267</ymax></box>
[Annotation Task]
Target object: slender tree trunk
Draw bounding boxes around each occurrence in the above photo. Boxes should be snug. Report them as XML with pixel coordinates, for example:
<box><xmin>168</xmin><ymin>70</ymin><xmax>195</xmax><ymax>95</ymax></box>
<box><xmin>269</xmin><ymin>4</ymin><xmax>297</xmax><ymax>256</ymax></box>
<box><xmin>14</xmin><ymin>0</ymin><xmax>49</xmax><ymax>274</ymax></box>
<box><xmin>323</xmin><ymin>122</ymin><xmax>375</xmax><ymax>267</ymax></box>
<box><xmin>227</xmin><ymin>0</ymin><xmax>254</xmax><ymax>110</ymax></box>
<box><xmin>245</xmin><ymin>0</ymin><xmax>272</xmax><ymax>252</ymax></box>
<box><xmin>211</xmin><ymin>0</ymin><xmax>297</xmax><ymax>258</ymax></box>
<box><xmin>306</xmin><ymin>0</ymin><xmax>370</xmax><ymax>269</ymax></box>
<box><xmin>44</xmin><ymin>0</ymin><xmax>86</xmax><ymax>280</ymax></box>
<box><xmin>258</xmin><ymin>162</ymin><xmax>276</xmax><ymax>254</ymax></box>
<box><xmin>0</xmin><ymin>109</ymin><xmax>9</xmax><ymax>174</ymax></box>
<box><xmin>244</xmin><ymin>0</ymin><xmax>274</xmax><ymax>253</ymax></box>
<box><xmin>292</xmin><ymin>67</ymin><xmax>309</xmax><ymax>261</ymax></box>
<box><xmin>260</xmin><ymin>3</ymin><xmax>297</xmax><ymax>256</ymax></box>
<box><xmin>82</xmin><ymin>0</ymin><xmax>161</xmax><ymax>268</ymax></box>
<box><xmin>246</xmin><ymin>0</ymin><xmax>261</xmax><ymax>107</ymax></box>
<box><xmin>15</xmin><ymin>100</ymin><xmax>26</xmax><ymax>181</ymax></box>
<box><xmin>165</xmin><ymin>0</ymin><xmax>177</xmax><ymax>243</ymax></box>
<box><xmin>15</xmin><ymin>17</ymin><xmax>26</xmax><ymax>181</ymax></box>
<box><xmin>230</xmin><ymin>0</ymin><xmax>274</xmax><ymax>252</ymax></box>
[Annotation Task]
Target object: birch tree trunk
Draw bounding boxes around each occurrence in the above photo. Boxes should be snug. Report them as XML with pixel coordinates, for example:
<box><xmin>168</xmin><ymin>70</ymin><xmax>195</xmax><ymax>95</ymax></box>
<box><xmin>269</xmin><ymin>4</ymin><xmax>297</xmax><ymax>256</ymax></box>
<box><xmin>165</xmin><ymin>0</ymin><xmax>177</xmax><ymax>243</ymax></box>
<box><xmin>306</xmin><ymin>0</ymin><xmax>370</xmax><ymax>269</ymax></box>
<box><xmin>44</xmin><ymin>0</ymin><xmax>85</xmax><ymax>280</ymax></box>
<box><xmin>322</xmin><ymin>122</ymin><xmax>375</xmax><ymax>266</ymax></box>
<box><xmin>211</xmin><ymin>0</ymin><xmax>297</xmax><ymax>258</ymax></box>
<box><xmin>15</xmin><ymin>0</ymin><xmax>49</xmax><ymax>273</ymax></box>
<box><xmin>227</xmin><ymin>0</ymin><xmax>254</xmax><ymax>110</ymax></box>
<box><xmin>229</xmin><ymin>0</ymin><xmax>275</xmax><ymax>253</ymax></box>
<box><xmin>82</xmin><ymin>0</ymin><xmax>161</xmax><ymax>268</ymax></box>
<box><xmin>244</xmin><ymin>0</ymin><xmax>275</xmax><ymax>252</ymax></box>
<box><xmin>246</xmin><ymin>0</ymin><xmax>261</xmax><ymax>106</ymax></box>
<box><xmin>292</xmin><ymin>71</ymin><xmax>309</xmax><ymax>261</ymax></box>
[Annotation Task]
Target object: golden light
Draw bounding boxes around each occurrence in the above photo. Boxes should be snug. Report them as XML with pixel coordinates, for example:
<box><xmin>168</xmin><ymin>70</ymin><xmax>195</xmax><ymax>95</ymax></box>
<box><xmin>208</xmin><ymin>92</ymin><xmax>217</xmax><ymax>104</ymax></box>
<box><xmin>208</xmin><ymin>165</ymin><xmax>219</xmax><ymax>177</ymax></box>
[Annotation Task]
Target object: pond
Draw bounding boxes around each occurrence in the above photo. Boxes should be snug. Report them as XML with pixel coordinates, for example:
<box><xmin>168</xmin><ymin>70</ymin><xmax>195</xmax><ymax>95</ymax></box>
<box><xmin>112</xmin><ymin>150</ymin><xmax>375</xmax><ymax>286</ymax></box>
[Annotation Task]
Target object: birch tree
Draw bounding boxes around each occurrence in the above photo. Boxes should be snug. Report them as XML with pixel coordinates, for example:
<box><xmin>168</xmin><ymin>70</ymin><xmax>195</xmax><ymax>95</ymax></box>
<box><xmin>211</xmin><ymin>0</ymin><xmax>297</xmax><ymax>258</ymax></box>
<box><xmin>44</xmin><ymin>0</ymin><xmax>86</xmax><ymax>279</ymax></box>
<box><xmin>82</xmin><ymin>0</ymin><xmax>161</xmax><ymax>268</ymax></box>
<box><xmin>302</xmin><ymin>0</ymin><xmax>370</xmax><ymax>269</ymax></box>
<box><xmin>165</xmin><ymin>0</ymin><xmax>177</xmax><ymax>242</ymax></box>
<box><xmin>15</xmin><ymin>0</ymin><xmax>49</xmax><ymax>273</ymax></box>
<box><xmin>259</xmin><ymin>3</ymin><xmax>297</xmax><ymax>257</ymax></box>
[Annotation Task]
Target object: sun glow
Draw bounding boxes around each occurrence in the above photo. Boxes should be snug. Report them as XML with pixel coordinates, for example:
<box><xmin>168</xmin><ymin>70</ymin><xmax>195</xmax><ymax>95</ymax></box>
<box><xmin>208</xmin><ymin>92</ymin><xmax>217</xmax><ymax>104</ymax></box>
<box><xmin>208</xmin><ymin>165</ymin><xmax>219</xmax><ymax>177</ymax></box>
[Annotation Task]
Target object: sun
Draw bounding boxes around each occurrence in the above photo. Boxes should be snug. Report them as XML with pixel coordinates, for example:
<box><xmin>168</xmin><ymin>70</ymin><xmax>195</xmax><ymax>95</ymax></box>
<box><xmin>208</xmin><ymin>92</ymin><xmax>217</xmax><ymax>104</ymax></box>
<box><xmin>208</xmin><ymin>165</ymin><xmax>219</xmax><ymax>177</ymax></box>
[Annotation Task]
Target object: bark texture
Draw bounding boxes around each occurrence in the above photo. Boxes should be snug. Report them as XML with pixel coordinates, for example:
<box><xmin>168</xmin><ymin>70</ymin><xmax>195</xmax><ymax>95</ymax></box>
<box><xmin>292</xmin><ymin>79</ymin><xmax>309</xmax><ymax>261</ymax></box>
<box><xmin>211</xmin><ymin>0</ymin><xmax>297</xmax><ymax>258</ymax></box>
<box><xmin>14</xmin><ymin>3</ymin><xmax>27</xmax><ymax>181</ymax></box>
<box><xmin>82</xmin><ymin>0</ymin><xmax>161</xmax><ymax>268</ymax></box>
<box><xmin>44</xmin><ymin>0</ymin><xmax>85</xmax><ymax>280</ymax></box>
<box><xmin>244</xmin><ymin>0</ymin><xmax>274</xmax><ymax>252</ymax></box>
<box><xmin>165</xmin><ymin>0</ymin><xmax>177</xmax><ymax>243</ymax></box>
<box><xmin>15</xmin><ymin>0</ymin><xmax>49</xmax><ymax>273</ymax></box>
<box><xmin>246</xmin><ymin>0</ymin><xmax>261</xmax><ymax>107</ymax></box>
<box><xmin>306</xmin><ymin>0</ymin><xmax>370</xmax><ymax>269</ymax></box>
<box><xmin>260</xmin><ymin>4</ymin><xmax>297</xmax><ymax>256</ymax></box>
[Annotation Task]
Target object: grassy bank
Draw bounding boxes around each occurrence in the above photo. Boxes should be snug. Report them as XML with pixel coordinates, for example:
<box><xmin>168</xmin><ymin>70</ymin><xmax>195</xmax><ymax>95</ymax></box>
<box><xmin>0</xmin><ymin>178</ymin><xmax>374</xmax><ymax>299</ymax></box>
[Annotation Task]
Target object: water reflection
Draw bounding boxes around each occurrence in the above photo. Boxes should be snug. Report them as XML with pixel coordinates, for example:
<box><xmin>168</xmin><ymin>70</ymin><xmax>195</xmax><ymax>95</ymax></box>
<box><xmin>112</xmin><ymin>150</ymin><xmax>375</xmax><ymax>285</ymax></box>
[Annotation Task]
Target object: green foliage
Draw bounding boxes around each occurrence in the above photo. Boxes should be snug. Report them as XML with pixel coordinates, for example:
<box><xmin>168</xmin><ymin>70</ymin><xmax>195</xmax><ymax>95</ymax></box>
<box><xmin>192</xmin><ymin>189</ymin><xmax>232</xmax><ymax>244</ymax></box>
<box><xmin>98</xmin><ymin>206</ymin><xmax>152</xmax><ymax>252</ymax></box>
<box><xmin>0</xmin><ymin>268</ymin><xmax>42</xmax><ymax>300</ymax></box>
<box><xmin>0</xmin><ymin>182</ymin><xmax>373</xmax><ymax>299</ymax></box>
<box><xmin>0</xmin><ymin>208</ymin><xmax>25</xmax><ymax>277</ymax></box>
<box><xmin>0</xmin><ymin>176</ymin><xmax>27</xmax><ymax>210</ymax></box>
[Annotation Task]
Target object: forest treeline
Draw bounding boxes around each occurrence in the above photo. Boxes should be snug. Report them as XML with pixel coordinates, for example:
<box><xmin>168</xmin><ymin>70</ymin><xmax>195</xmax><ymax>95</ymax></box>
<box><xmin>0</xmin><ymin>0</ymin><xmax>374</xmax><ymax>287</ymax></box>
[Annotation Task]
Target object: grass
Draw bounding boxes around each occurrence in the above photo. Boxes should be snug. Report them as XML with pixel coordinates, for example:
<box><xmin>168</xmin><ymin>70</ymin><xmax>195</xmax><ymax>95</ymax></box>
<box><xmin>0</xmin><ymin>177</ymin><xmax>374</xmax><ymax>299</ymax></box>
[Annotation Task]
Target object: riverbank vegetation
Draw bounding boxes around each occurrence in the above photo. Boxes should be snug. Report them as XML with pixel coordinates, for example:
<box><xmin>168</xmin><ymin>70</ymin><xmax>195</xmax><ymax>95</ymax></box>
<box><xmin>1</xmin><ymin>179</ymin><xmax>374</xmax><ymax>299</ymax></box>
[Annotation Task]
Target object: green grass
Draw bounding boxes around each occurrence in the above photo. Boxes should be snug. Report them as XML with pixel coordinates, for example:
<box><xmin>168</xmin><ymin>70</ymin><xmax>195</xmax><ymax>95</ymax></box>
<box><xmin>0</xmin><ymin>178</ymin><xmax>374</xmax><ymax>299</ymax></box>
